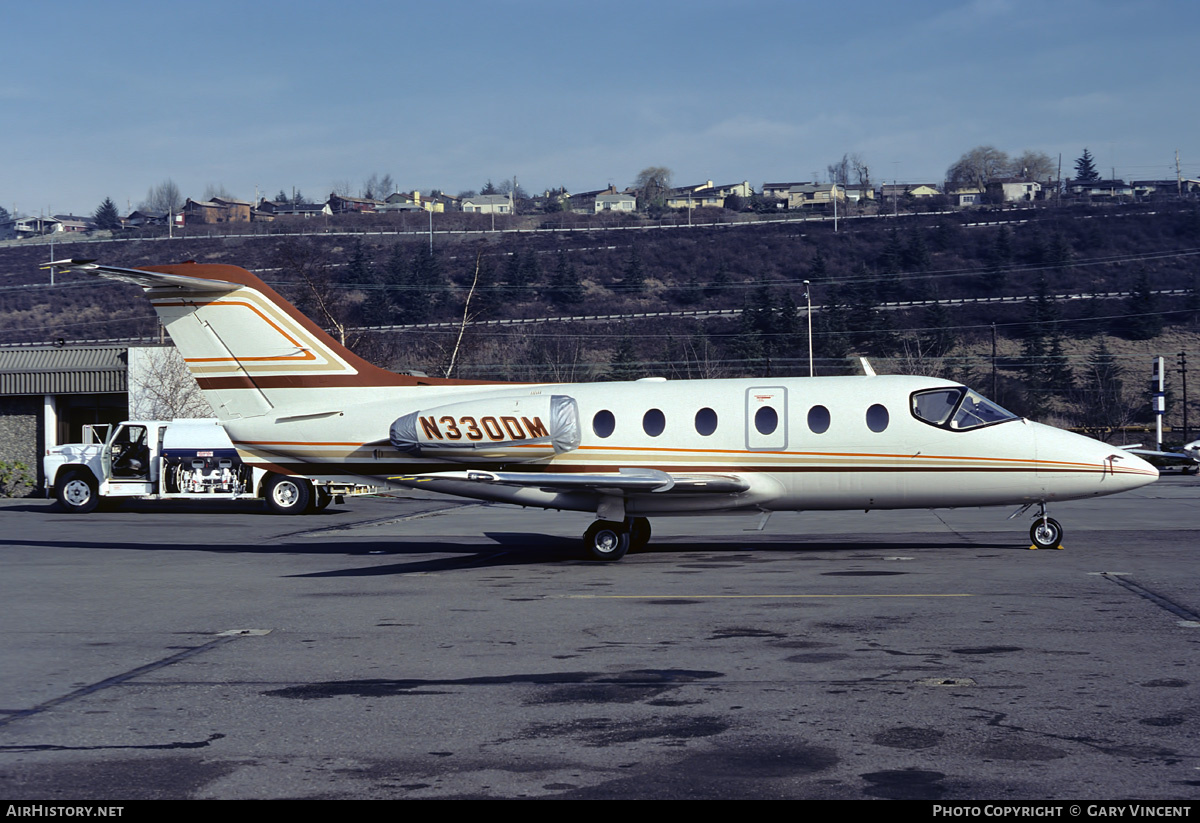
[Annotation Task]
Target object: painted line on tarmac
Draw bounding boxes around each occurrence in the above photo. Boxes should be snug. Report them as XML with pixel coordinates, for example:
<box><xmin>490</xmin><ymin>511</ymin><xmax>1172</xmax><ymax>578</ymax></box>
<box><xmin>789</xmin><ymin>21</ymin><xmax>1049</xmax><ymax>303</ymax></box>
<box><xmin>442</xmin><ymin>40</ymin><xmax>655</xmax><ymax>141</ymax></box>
<box><xmin>1096</xmin><ymin>572</ymin><xmax>1200</xmax><ymax>625</ymax></box>
<box><xmin>0</xmin><ymin>630</ymin><xmax>268</xmax><ymax>729</ymax></box>
<box><xmin>560</xmin><ymin>593</ymin><xmax>973</xmax><ymax>599</ymax></box>
<box><xmin>276</xmin><ymin>503</ymin><xmax>485</xmax><ymax>540</ymax></box>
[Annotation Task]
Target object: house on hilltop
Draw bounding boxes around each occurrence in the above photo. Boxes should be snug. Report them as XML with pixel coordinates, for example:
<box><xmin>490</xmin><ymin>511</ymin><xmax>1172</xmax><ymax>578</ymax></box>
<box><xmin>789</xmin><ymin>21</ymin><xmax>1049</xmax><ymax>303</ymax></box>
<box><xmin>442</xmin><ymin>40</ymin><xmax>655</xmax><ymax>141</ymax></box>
<box><xmin>181</xmin><ymin>198</ymin><xmax>251</xmax><ymax>224</ymax></box>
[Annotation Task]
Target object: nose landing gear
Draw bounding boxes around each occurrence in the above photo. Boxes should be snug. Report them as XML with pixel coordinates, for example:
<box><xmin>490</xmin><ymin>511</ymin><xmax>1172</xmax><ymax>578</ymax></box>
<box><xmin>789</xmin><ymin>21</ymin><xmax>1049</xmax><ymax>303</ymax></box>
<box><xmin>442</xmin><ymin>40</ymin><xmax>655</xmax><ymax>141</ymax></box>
<box><xmin>1028</xmin><ymin>502</ymin><xmax>1064</xmax><ymax>550</ymax></box>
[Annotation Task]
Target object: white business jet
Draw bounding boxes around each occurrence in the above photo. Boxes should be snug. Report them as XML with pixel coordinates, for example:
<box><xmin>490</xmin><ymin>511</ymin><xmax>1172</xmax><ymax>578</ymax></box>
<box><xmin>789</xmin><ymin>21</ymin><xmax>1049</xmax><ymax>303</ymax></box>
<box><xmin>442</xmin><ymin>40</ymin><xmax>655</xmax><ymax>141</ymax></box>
<box><xmin>49</xmin><ymin>260</ymin><xmax>1159</xmax><ymax>559</ymax></box>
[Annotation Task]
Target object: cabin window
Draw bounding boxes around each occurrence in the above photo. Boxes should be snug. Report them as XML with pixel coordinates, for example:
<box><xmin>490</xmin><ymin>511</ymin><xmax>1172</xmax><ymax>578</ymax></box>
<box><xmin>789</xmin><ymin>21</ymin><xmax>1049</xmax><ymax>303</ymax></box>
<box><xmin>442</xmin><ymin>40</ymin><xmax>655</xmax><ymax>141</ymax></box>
<box><xmin>866</xmin><ymin>404</ymin><xmax>889</xmax><ymax>433</ymax></box>
<box><xmin>910</xmin><ymin>387</ymin><xmax>1019</xmax><ymax>432</ymax></box>
<box><xmin>911</xmin><ymin>389</ymin><xmax>959</xmax><ymax>426</ymax></box>
<box><xmin>951</xmin><ymin>389</ymin><xmax>1017</xmax><ymax>429</ymax></box>
<box><xmin>593</xmin><ymin>410</ymin><xmax>615</xmax><ymax>438</ymax></box>
<box><xmin>643</xmin><ymin>408</ymin><xmax>666</xmax><ymax>437</ymax></box>
<box><xmin>807</xmin><ymin>405</ymin><xmax>830</xmax><ymax>434</ymax></box>
<box><xmin>695</xmin><ymin>407</ymin><xmax>718</xmax><ymax>436</ymax></box>
<box><xmin>754</xmin><ymin>406</ymin><xmax>778</xmax><ymax>435</ymax></box>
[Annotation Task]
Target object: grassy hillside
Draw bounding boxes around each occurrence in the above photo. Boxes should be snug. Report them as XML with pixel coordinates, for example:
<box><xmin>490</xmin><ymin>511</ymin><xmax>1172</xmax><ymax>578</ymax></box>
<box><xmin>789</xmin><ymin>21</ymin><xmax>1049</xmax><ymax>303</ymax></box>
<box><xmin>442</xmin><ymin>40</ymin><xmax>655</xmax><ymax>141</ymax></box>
<box><xmin>2</xmin><ymin>203</ymin><xmax>1198</xmax><ymax>438</ymax></box>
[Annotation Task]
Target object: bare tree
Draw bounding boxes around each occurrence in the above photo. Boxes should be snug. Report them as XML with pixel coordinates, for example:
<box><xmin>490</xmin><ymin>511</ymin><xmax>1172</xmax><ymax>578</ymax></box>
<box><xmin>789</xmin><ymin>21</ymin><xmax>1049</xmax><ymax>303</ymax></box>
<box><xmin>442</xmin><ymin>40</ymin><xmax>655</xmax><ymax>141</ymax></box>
<box><xmin>946</xmin><ymin>146</ymin><xmax>1011</xmax><ymax>189</ymax></box>
<box><xmin>128</xmin><ymin>346</ymin><xmax>213</xmax><ymax>419</ymax></box>
<box><xmin>202</xmin><ymin>183</ymin><xmax>236</xmax><ymax>201</ymax></box>
<box><xmin>632</xmin><ymin>166</ymin><xmax>673</xmax><ymax>207</ymax></box>
<box><xmin>362</xmin><ymin>172</ymin><xmax>395</xmax><ymax>199</ymax></box>
<box><xmin>827</xmin><ymin>155</ymin><xmax>851</xmax><ymax>186</ymax></box>
<box><xmin>139</xmin><ymin>179</ymin><xmax>183</xmax><ymax>214</ymax></box>
<box><xmin>445</xmin><ymin>251</ymin><xmax>484</xmax><ymax>378</ymax></box>
<box><xmin>1011</xmin><ymin>150</ymin><xmax>1055</xmax><ymax>182</ymax></box>
<box><xmin>851</xmin><ymin>154</ymin><xmax>871</xmax><ymax>187</ymax></box>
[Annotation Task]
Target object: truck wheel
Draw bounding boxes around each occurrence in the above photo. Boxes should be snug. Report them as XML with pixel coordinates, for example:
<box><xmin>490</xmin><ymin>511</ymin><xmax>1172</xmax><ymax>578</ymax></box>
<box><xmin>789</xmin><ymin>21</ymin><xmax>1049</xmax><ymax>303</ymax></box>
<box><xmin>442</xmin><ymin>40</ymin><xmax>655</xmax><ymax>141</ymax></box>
<box><xmin>57</xmin><ymin>471</ymin><xmax>100</xmax><ymax>514</ymax></box>
<box><xmin>312</xmin><ymin>487</ymin><xmax>333</xmax><ymax>511</ymax></box>
<box><xmin>264</xmin><ymin>474</ymin><xmax>312</xmax><ymax>515</ymax></box>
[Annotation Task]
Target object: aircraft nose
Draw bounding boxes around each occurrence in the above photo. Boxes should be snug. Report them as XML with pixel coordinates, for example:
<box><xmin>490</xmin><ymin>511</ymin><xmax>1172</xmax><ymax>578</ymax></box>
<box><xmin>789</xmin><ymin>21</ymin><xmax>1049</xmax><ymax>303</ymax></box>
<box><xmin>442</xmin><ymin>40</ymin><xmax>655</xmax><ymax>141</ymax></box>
<box><xmin>1109</xmin><ymin>449</ymin><xmax>1159</xmax><ymax>490</ymax></box>
<box><xmin>1034</xmin><ymin>423</ymin><xmax>1158</xmax><ymax>498</ymax></box>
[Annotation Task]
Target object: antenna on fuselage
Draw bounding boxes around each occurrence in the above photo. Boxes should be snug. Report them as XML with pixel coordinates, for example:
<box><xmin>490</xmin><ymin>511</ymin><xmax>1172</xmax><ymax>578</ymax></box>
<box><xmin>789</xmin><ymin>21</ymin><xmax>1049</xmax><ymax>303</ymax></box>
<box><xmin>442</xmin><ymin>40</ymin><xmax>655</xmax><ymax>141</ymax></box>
<box><xmin>859</xmin><ymin>357</ymin><xmax>877</xmax><ymax>377</ymax></box>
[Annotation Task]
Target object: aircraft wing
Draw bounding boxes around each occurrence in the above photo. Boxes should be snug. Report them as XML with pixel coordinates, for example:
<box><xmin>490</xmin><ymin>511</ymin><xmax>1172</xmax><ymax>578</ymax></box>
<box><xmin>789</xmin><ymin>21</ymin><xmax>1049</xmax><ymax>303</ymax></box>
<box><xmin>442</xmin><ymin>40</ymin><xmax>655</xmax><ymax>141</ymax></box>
<box><xmin>1123</xmin><ymin>446</ymin><xmax>1200</xmax><ymax>464</ymax></box>
<box><xmin>44</xmin><ymin>259</ymin><xmax>237</xmax><ymax>292</ymax></box>
<box><xmin>393</xmin><ymin>468</ymin><xmax>751</xmax><ymax>495</ymax></box>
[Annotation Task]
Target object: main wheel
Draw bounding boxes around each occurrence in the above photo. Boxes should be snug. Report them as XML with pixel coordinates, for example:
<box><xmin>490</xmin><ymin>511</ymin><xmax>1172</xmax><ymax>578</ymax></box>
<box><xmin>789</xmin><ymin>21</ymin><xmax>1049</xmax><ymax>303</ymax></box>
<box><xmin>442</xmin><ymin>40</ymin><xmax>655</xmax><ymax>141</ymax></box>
<box><xmin>57</xmin><ymin>471</ymin><xmax>100</xmax><ymax>514</ymax></box>
<box><xmin>264</xmin><ymin>474</ymin><xmax>312</xmax><ymax>515</ymax></box>
<box><xmin>1030</xmin><ymin>517</ymin><xmax>1064</xmax><ymax>550</ymax></box>
<box><xmin>583</xmin><ymin>520</ymin><xmax>630</xmax><ymax>562</ymax></box>
<box><xmin>627</xmin><ymin>517</ymin><xmax>651</xmax><ymax>551</ymax></box>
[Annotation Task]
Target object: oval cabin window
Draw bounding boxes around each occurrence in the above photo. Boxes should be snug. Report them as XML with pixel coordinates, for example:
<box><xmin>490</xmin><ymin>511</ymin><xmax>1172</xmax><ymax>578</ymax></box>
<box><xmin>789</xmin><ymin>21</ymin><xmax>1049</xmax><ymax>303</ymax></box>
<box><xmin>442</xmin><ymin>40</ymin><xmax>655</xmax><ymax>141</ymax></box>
<box><xmin>695</xmin><ymin>407</ymin><xmax>718</xmax><ymax>436</ymax></box>
<box><xmin>643</xmin><ymin>408</ymin><xmax>666</xmax><ymax>437</ymax></box>
<box><xmin>593</xmin><ymin>410</ymin><xmax>615</xmax><ymax>438</ymax></box>
<box><xmin>866</xmin><ymin>404</ymin><xmax>889</xmax><ymax>433</ymax></box>
<box><xmin>754</xmin><ymin>406</ymin><xmax>778</xmax><ymax>435</ymax></box>
<box><xmin>807</xmin><ymin>405</ymin><xmax>830</xmax><ymax>434</ymax></box>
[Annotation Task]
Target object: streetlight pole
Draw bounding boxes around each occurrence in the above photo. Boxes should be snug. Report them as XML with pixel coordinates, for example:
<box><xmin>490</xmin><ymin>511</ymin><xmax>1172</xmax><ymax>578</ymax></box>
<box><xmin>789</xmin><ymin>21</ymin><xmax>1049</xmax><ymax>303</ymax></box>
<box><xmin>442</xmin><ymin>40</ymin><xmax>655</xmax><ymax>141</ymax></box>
<box><xmin>803</xmin><ymin>280</ymin><xmax>814</xmax><ymax>377</ymax></box>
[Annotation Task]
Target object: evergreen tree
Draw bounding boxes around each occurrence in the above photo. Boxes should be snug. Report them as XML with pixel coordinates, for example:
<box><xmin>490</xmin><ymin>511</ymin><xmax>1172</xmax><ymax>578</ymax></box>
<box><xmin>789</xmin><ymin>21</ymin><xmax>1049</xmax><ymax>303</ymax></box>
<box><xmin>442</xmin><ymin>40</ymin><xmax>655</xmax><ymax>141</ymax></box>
<box><xmin>621</xmin><ymin>247</ymin><xmax>646</xmax><ymax>294</ymax></box>
<box><xmin>93</xmin><ymin>197</ymin><xmax>122</xmax><ymax>231</ymax></box>
<box><xmin>501</xmin><ymin>249</ymin><xmax>527</xmax><ymax>300</ymax></box>
<box><xmin>808</xmin><ymin>248</ymin><xmax>828</xmax><ymax>282</ymax></box>
<box><xmin>878</xmin><ymin>227</ymin><xmax>903</xmax><ymax>273</ymax></box>
<box><xmin>607</xmin><ymin>332</ymin><xmax>642</xmax><ymax>381</ymax></box>
<box><xmin>404</xmin><ymin>245</ymin><xmax>443</xmax><ymax>322</ymax></box>
<box><xmin>982</xmin><ymin>225</ymin><xmax>1013</xmax><ymax>291</ymax></box>
<box><xmin>1049</xmin><ymin>230</ymin><xmax>1073</xmax><ymax>270</ymax></box>
<box><xmin>815</xmin><ymin>288</ymin><xmax>851</xmax><ymax>364</ymax></box>
<box><xmin>903</xmin><ymin>227</ymin><xmax>930</xmax><ymax>272</ymax></box>
<box><xmin>1120</xmin><ymin>269</ymin><xmax>1162</xmax><ymax>339</ymax></box>
<box><xmin>918</xmin><ymin>299</ymin><xmax>956</xmax><ymax>358</ymax></box>
<box><xmin>547</xmin><ymin>252</ymin><xmax>584</xmax><ymax>306</ymax></box>
<box><xmin>732</xmin><ymin>290</ymin><xmax>770</xmax><ymax>376</ymax></box>
<box><xmin>1074</xmin><ymin>148</ymin><xmax>1100</xmax><ymax>183</ymax></box>
<box><xmin>1077</xmin><ymin>339</ymin><xmax>1126</xmax><ymax>440</ymax></box>
<box><xmin>705</xmin><ymin>261</ymin><xmax>731</xmax><ymax>298</ymax></box>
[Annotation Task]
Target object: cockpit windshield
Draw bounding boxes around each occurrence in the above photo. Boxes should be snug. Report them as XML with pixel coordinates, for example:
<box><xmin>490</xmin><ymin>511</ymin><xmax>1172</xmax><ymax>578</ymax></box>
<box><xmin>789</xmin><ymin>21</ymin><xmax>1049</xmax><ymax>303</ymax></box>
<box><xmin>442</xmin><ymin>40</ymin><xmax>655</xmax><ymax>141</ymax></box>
<box><xmin>911</xmin><ymin>387</ymin><xmax>1018</xmax><ymax>431</ymax></box>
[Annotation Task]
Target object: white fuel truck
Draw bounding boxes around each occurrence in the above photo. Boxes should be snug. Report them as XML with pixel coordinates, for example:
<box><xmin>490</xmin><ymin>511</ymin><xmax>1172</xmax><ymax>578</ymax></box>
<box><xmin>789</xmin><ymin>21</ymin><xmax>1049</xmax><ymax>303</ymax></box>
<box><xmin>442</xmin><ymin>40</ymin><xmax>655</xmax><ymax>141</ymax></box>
<box><xmin>44</xmin><ymin>419</ymin><xmax>372</xmax><ymax>514</ymax></box>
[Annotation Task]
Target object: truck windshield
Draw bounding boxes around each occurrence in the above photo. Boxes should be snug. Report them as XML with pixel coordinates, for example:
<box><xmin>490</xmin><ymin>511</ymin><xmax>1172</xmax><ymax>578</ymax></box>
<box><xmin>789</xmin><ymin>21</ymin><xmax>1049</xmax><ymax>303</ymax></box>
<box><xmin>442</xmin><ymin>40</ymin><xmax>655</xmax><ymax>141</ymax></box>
<box><xmin>911</xmin><ymin>387</ymin><xmax>1018</xmax><ymax>431</ymax></box>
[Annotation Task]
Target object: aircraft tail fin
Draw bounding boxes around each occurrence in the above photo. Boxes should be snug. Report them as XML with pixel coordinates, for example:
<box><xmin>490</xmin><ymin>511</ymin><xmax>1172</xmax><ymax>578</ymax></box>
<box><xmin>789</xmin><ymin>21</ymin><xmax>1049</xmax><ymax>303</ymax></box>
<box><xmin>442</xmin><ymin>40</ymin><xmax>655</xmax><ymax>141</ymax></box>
<box><xmin>50</xmin><ymin>259</ymin><xmax>494</xmax><ymax>421</ymax></box>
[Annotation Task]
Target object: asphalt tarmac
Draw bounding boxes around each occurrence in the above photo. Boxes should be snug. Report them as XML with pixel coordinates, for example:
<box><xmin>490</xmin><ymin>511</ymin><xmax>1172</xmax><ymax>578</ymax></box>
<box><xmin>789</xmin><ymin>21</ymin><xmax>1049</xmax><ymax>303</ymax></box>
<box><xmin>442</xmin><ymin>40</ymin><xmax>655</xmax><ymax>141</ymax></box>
<box><xmin>1</xmin><ymin>476</ymin><xmax>1198</xmax><ymax>800</ymax></box>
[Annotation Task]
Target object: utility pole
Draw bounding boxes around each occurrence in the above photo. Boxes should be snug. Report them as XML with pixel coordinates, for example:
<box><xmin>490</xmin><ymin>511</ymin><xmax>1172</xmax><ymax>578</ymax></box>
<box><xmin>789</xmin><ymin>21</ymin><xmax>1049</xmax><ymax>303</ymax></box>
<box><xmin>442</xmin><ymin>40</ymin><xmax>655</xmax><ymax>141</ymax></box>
<box><xmin>1179</xmin><ymin>351</ymin><xmax>1190</xmax><ymax>442</ymax></box>
<box><xmin>991</xmin><ymin>323</ymin><xmax>998</xmax><ymax>399</ymax></box>
<box><xmin>1152</xmin><ymin>357</ymin><xmax>1165</xmax><ymax>450</ymax></box>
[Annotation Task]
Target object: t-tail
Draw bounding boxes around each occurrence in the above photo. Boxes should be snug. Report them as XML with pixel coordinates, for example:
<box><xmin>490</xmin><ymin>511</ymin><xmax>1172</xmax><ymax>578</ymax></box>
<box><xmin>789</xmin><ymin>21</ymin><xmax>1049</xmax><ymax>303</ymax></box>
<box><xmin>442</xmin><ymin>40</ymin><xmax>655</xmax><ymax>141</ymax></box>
<box><xmin>47</xmin><ymin>259</ymin><xmax>494</xmax><ymax>421</ymax></box>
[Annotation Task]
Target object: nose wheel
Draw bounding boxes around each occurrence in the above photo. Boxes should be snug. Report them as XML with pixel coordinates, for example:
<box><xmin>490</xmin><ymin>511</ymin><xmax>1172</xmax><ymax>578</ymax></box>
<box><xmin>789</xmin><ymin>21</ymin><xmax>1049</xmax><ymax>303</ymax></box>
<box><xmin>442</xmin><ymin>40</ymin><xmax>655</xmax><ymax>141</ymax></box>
<box><xmin>1029</xmin><ymin>511</ymin><xmax>1064</xmax><ymax>550</ymax></box>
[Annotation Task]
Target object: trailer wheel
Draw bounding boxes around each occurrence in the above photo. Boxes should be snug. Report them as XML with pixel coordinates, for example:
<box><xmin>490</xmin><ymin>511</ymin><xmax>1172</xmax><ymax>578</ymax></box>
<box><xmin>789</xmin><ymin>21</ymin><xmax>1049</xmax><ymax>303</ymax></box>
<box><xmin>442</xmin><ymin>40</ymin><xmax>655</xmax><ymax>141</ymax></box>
<box><xmin>264</xmin><ymin>474</ymin><xmax>312</xmax><ymax>515</ymax></box>
<box><xmin>57</xmin><ymin>471</ymin><xmax>100</xmax><ymax>514</ymax></box>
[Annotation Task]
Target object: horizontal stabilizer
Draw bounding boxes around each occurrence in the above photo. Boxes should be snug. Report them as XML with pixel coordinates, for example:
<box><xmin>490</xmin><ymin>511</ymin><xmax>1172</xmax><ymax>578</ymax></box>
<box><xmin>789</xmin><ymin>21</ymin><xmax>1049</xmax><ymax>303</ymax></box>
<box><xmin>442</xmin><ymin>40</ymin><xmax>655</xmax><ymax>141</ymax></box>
<box><xmin>45</xmin><ymin>259</ymin><xmax>238</xmax><ymax>293</ymax></box>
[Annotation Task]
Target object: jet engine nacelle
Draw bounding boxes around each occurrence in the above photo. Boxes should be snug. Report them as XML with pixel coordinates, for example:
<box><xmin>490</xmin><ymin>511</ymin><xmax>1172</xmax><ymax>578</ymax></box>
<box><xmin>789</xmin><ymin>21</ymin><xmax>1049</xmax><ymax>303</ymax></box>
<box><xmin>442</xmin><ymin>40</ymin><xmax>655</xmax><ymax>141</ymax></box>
<box><xmin>390</xmin><ymin>394</ymin><xmax>580</xmax><ymax>462</ymax></box>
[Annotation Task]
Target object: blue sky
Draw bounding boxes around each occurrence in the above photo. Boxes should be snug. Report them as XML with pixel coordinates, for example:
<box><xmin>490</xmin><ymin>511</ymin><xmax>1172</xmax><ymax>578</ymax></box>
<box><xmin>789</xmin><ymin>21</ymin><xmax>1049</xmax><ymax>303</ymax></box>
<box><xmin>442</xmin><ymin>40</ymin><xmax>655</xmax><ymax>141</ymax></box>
<box><xmin>4</xmin><ymin>0</ymin><xmax>1197</xmax><ymax>216</ymax></box>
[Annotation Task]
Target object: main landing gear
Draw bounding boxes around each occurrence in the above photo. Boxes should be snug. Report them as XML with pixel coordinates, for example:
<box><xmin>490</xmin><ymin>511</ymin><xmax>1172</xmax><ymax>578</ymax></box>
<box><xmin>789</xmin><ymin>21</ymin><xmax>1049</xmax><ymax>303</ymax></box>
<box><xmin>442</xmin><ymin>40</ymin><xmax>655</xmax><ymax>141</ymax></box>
<box><xmin>1028</xmin><ymin>502</ymin><xmax>1064</xmax><ymax>550</ymax></box>
<box><xmin>581</xmin><ymin>517</ymin><xmax>652</xmax><ymax>561</ymax></box>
